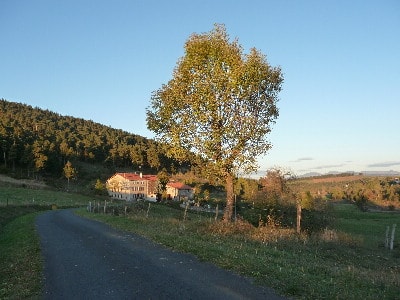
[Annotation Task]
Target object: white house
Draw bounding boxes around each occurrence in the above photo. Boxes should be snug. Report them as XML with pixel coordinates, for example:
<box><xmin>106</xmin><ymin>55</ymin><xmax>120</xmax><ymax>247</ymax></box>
<box><xmin>166</xmin><ymin>182</ymin><xmax>194</xmax><ymax>201</ymax></box>
<box><xmin>106</xmin><ymin>172</ymin><xmax>158</xmax><ymax>202</ymax></box>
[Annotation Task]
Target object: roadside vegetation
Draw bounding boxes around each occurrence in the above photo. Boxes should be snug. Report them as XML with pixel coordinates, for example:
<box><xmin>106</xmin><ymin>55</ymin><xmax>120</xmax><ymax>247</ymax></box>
<box><xmin>0</xmin><ymin>211</ymin><xmax>43</xmax><ymax>299</ymax></box>
<box><xmin>78</xmin><ymin>200</ymin><xmax>400</xmax><ymax>299</ymax></box>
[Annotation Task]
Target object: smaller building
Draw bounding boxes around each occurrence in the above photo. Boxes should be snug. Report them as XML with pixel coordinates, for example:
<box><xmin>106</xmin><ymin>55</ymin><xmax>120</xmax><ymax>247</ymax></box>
<box><xmin>166</xmin><ymin>182</ymin><xmax>194</xmax><ymax>201</ymax></box>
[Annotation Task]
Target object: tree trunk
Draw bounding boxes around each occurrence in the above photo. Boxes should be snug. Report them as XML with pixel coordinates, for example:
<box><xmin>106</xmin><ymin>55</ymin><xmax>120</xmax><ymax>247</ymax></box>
<box><xmin>223</xmin><ymin>172</ymin><xmax>235</xmax><ymax>222</ymax></box>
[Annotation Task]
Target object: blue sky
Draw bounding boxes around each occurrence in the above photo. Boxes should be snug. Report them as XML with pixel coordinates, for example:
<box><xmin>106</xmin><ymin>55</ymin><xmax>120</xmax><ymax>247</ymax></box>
<box><xmin>1</xmin><ymin>0</ymin><xmax>399</xmax><ymax>176</ymax></box>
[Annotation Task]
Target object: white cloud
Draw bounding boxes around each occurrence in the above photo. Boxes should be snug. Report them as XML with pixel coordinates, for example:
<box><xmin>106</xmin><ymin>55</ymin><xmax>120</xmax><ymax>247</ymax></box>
<box><xmin>292</xmin><ymin>157</ymin><xmax>314</xmax><ymax>163</ymax></box>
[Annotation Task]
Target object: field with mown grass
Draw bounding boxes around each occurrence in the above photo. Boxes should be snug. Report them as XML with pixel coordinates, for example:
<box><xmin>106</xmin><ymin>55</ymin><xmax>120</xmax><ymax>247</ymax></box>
<box><xmin>0</xmin><ymin>186</ymin><xmax>95</xmax><ymax>299</ymax></box>
<box><xmin>78</xmin><ymin>201</ymin><xmax>400</xmax><ymax>299</ymax></box>
<box><xmin>1</xmin><ymin>184</ymin><xmax>400</xmax><ymax>299</ymax></box>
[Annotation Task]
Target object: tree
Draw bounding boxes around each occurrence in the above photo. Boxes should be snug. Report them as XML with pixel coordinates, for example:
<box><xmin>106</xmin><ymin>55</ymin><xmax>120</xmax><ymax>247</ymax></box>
<box><xmin>234</xmin><ymin>177</ymin><xmax>259</xmax><ymax>202</ymax></box>
<box><xmin>130</xmin><ymin>144</ymin><xmax>145</xmax><ymax>168</ymax></box>
<box><xmin>63</xmin><ymin>160</ymin><xmax>76</xmax><ymax>190</ymax></box>
<box><xmin>146</xmin><ymin>142</ymin><xmax>161</xmax><ymax>170</ymax></box>
<box><xmin>94</xmin><ymin>179</ymin><xmax>105</xmax><ymax>195</ymax></box>
<box><xmin>259</xmin><ymin>168</ymin><xmax>291</xmax><ymax>199</ymax></box>
<box><xmin>157</xmin><ymin>168</ymin><xmax>170</xmax><ymax>199</ymax></box>
<box><xmin>146</xmin><ymin>24</ymin><xmax>283</xmax><ymax>221</ymax></box>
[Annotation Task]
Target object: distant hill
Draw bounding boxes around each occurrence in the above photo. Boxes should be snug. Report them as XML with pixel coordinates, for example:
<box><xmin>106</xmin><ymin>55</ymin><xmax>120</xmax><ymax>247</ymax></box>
<box><xmin>299</xmin><ymin>170</ymin><xmax>400</xmax><ymax>179</ymax></box>
<box><xmin>0</xmin><ymin>99</ymin><xmax>192</xmax><ymax>183</ymax></box>
<box><xmin>361</xmin><ymin>170</ymin><xmax>400</xmax><ymax>176</ymax></box>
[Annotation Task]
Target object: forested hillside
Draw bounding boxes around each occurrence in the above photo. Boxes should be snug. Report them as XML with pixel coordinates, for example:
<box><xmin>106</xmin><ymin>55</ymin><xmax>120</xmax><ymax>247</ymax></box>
<box><xmin>0</xmin><ymin>99</ymin><xmax>191</xmax><ymax>180</ymax></box>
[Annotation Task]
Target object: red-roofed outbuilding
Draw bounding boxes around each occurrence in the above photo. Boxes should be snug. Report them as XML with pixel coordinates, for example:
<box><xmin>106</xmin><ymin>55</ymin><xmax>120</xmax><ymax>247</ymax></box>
<box><xmin>166</xmin><ymin>182</ymin><xmax>194</xmax><ymax>201</ymax></box>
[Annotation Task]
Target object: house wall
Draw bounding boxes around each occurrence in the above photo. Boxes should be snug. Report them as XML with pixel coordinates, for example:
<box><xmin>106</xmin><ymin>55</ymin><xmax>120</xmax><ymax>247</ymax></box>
<box><xmin>106</xmin><ymin>173</ymin><xmax>158</xmax><ymax>202</ymax></box>
<box><xmin>107</xmin><ymin>174</ymin><xmax>193</xmax><ymax>202</ymax></box>
<box><xmin>166</xmin><ymin>186</ymin><xmax>194</xmax><ymax>201</ymax></box>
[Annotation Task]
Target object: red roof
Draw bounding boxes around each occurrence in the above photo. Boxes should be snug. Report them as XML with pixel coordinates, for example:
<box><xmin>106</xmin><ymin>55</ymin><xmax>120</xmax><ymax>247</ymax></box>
<box><xmin>116</xmin><ymin>173</ymin><xmax>158</xmax><ymax>181</ymax></box>
<box><xmin>167</xmin><ymin>182</ymin><xmax>193</xmax><ymax>190</ymax></box>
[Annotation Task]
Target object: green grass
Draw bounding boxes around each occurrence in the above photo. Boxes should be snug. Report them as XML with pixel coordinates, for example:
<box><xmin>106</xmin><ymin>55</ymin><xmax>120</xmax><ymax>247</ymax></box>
<box><xmin>0</xmin><ymin>212</ymin><xmax>43</xmax><ymax>299</ymax></box>
<box><xmin>334</xmin><ymin>204</ymin><xmax>400</xmax><ymax>248</ymax></box>
<box><xmin>78</xmin><ymin>202</ymin><xmax>400</xmax><ymax>299</ymax></box>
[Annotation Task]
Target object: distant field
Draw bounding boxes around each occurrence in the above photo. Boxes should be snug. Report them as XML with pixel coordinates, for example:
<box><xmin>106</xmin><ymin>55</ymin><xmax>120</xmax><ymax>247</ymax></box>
<box><xmin>309</xmin><ymin>174</ymin><xmax>365</xmax><ymax>183</ymax></box>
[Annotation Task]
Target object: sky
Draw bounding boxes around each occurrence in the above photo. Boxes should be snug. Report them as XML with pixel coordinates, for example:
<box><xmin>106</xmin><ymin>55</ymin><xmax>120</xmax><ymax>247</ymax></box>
<box><xmin>1</xmin><ymin>0</ymin><xmax>399</xmax><ymax>176</ymax></box>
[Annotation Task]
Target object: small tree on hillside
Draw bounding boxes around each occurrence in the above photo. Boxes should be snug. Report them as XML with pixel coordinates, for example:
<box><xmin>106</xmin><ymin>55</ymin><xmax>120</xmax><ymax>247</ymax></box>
<box><xmin>63</xmin><ymin>160</ymin><xmax>76</xmax><ymax>191</ymax></box>
<box><xmin>146</xmin><ymin>24</ymin><xmax>283</xmax><ymax>221</ymax></box>
<box><xmin>94</xmin><ymin>179</ymin><xmax>105</xmax><ymax>195</ymax></box>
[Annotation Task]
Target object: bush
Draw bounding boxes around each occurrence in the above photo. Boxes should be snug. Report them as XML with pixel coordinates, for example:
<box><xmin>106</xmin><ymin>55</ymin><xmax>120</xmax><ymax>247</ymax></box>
<box><xmin>239</xmin><ymin>203</ymin><xmax>296</xmax><ymax>228</ymax></box>
<box><xmin>239</xmin><ymin>197</ymin><xmax>334</xmax><ymax>233</ymax></box>
<box><xmin>301</xmin><ymin>208</ymin><xmax>333</xmax><ymax>233</ymax></box>
<box><xmin>208</xmin><ymin>217</ymin><xmax>255</xmax><ymax>236</ymax></box>
<box><xmin>354</xmin><ymin>193</ymin><xmax>368</xmax><ymax>211</ymax></box>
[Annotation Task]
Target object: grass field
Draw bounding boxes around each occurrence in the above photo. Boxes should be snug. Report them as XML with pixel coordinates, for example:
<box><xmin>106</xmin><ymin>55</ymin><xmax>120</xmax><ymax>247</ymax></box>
<box><xmin>334</xmin><ymin>203</ymin><xmax>400</xmax><ymax>248</ymax></box>
<box><xmin>1</xmin><ymin>184</ymin><xmax>400</xmax><ymax>299</ymax></box>
<box><xmin>0</xmin><ymin>185</ymin><xmax>96</xmax><ymax>208</ymax></box>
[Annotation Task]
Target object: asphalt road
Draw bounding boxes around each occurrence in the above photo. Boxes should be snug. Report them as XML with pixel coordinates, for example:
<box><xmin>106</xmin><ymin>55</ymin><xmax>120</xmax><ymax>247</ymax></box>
<box><xmin>36</xmin><ymin>209</ymin><xmax>286</xmax><ymax>299</ymax></box>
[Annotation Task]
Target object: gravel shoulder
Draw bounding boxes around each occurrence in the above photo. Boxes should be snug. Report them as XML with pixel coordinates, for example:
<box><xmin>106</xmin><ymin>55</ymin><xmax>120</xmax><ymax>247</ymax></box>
<box><xmin>36</xmin><ymin>209</ymin><xmax>286</xmax><ymax>299</ymax></box>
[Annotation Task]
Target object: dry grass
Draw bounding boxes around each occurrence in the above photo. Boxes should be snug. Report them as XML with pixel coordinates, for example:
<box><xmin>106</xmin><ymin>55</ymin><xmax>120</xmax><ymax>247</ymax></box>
<box><xmin>0</xmin><ymin>174</ymin><xmax>49</xmax><ymax>189</ymax></box>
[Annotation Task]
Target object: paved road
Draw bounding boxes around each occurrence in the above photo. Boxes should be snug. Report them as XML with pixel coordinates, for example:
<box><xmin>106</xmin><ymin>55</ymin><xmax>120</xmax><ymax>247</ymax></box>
<box><xmin>36</xmin><ymin>209</ymin><xmax>285</xmax><ymax>299</ymax></box>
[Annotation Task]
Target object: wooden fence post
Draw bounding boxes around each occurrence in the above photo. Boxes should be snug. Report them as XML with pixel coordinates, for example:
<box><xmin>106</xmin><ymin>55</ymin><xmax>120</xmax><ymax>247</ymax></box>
<box><xmin>385</xmin><ymin>226</ymin><xmax>390</xmax><ymax>248</ymax></box>
<box><xmin>390</xmin><ymin>224</ymin><xmax>396</xmax><ymax>250</ymax></box>
<box><xmin>146</xmin><ymin>203</ymin><xmax>151</xmax><ymax>218</ymax></box>
<box><xmin>183</xmin><ymin>202</ymin><xmax>189</xmax><ymax>221</ymax></box>
<box><xmin>296</xmin><ymin>203</ymin><xmax>302</xmax><ymax>234</ymax></box>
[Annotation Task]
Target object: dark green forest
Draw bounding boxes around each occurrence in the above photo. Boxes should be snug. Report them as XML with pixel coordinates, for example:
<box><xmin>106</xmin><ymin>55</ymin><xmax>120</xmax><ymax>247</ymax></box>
<box><xmin>0</xmin><ymin>99</ymin><xmax>192</xmax><ymax>181</ymax></box>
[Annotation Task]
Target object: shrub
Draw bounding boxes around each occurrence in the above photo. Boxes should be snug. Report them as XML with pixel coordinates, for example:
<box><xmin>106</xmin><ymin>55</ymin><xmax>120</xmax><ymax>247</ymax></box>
<box><xmin>239</xmin><ymin>195</ymin><xmax>334</xmax><ymax>234</ymax></box>
<box><xmin>354</xmin><ymin>193</ymin><xmax>368</xmax><ymax>211</ymax></box>
<box><xmin>208</xmin><ymin>217</ymin><xmax>255</xmax><ymax>236</ymax></box>
<box><xmin>301</xmin><ymin>208</ymin><xmax>333</xmax><ymax>233</ymax></box>
<box><xmin>239</xmin><ymin>203</ymin><xmax>297</xmax><ymax>228</ymax></box>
